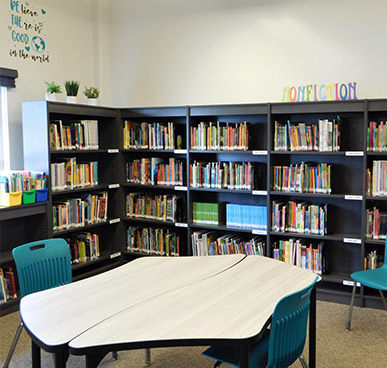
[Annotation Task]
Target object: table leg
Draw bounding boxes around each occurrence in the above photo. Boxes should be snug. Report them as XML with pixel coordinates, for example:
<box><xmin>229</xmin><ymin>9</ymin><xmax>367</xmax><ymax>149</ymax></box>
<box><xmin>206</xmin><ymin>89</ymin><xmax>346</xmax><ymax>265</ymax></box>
<box><xmin>31</xmin><ymin>340</ymin><xmax>41</xmax><ymax>368</ymax></box>
<box><xmin>309</xmin><ymin>287</ymin><xmax>317</xmax><ymax>368</ymax></box>
<box><xmin>53</xmin><ymin>350</ymin><xmax>68</xmax><ymax>368</ymax></box>
<box><xmin>239</xmin><ymin>344</ymin><xmax>249</xmax><ymax>368</ymax></box>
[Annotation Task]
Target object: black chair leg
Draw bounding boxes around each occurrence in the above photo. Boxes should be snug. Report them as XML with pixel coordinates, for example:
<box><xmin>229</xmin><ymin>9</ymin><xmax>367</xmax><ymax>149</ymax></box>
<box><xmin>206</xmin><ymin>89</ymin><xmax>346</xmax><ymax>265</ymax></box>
<box><xmin>346</xmin><ymin>284</ymin><xmax>357</xmax><ymax>331</ymax></box>
<box><xmin>3</xmin><ymin>322</ymin><xmax>24</xmax><ymax>368</ymax></box>
<box><xmin>213</xmin><ymin>361</ymin><xmax>222</xmax><ymax>368</ymax></box>
<box><xmin>379</xmin><ymin>290</ymin><xmax>387</xmax><ymax>311</ymax></box>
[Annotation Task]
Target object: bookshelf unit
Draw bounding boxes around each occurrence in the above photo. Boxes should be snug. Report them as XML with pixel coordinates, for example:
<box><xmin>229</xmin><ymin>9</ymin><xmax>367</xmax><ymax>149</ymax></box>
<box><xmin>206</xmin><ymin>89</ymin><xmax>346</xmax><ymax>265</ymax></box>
<box><xmin>0</xmin><ymin>202</ymin><xmax>48</xmax><ymax>315</ymax></box>
<box><xmin>22</xmin><ymin>101</ymin><xmax>122</xmax><ymax>280</ymax></box>
<box><xmin>188</xmin><ymin>104</ymin><xmax>269</xmax><ymax>257</ymax></box>
<box><xmin>13</xmin><ymin>99</ymin><xmax>387</xmax><ymax>312</ymax></box>
<box><xmin>119</xmin><ymin>107</ymin><xmax>189</xmax><ymax>259</ymax></box>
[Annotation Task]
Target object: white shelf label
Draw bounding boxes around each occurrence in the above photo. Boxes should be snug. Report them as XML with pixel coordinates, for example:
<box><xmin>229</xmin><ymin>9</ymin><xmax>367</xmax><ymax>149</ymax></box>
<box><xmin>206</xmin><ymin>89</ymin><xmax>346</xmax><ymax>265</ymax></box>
<box><xmin>174</xmin><ymin>149</ymin><xmax>187</xmax><ymax>154</ymax></box>
<box><xmin>110</xmin><ymin>252</ymin><xmax>121</xmax><ymax>259</ymax></box>
<box><xmin>344</xmin><ymin>195</ymin><xmax>363</xmax><ymax>200</ymax></box>
<box><xmin>252</xmin><ymin>190</ymin><xmax>267</xmax><ymax>196</ymax></box>
<box><xmin>252</xmin><ymin>150</ymin><xmax>267</xmax><ymax>155</ymax></box>
<box><xmin>108</xmin><ymin>148</ymin><xmax>119</xmax><ymax>153</ymax></box>
<box><xmin>109</xmin><ymin>218</ymin><xmax>121</xmax><ymax>224</ymax></box>
<box><xmin>252</xmin><ymin>229</ymin><xmax>267</xmax><ymax>235</ymax></box>
<box><xmin>109</xmin><ymin>183</ymin><xmax>120</xmax><ymax>189</ymax></box>
<box><xmin>345</xmin><ymin>151</ymin><xmax>364</xmax><ymax>156</ymax></box>
<box><xmin>174</xmin><ymin>186</ymin><xmax>187</xmax><ymax>191</ymax></box>
<box><xmin>175</xmin><ymin>222</ymin><xmax>188</xmax><ymax>228</ymax></box>
<box><xmin>343</xmin><ymin>280</ymin><xmax>361</xmax><ymax>287</ymax></box>
<box><xmin>343</xmin><ymin>238</ymin><xmax>361</xmax><ymax>244</ymax></box>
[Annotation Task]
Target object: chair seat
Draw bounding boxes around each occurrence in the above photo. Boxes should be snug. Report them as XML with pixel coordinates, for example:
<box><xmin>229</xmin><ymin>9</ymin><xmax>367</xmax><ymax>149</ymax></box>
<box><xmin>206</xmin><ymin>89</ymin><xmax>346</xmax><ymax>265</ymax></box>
<box><xmin>202</xmin><ymin>330</ymin><xmax>270</xmax><ymax>368</ymax></box>
<box><xmin>351</xmin><ymin>266</ymin><xmax>387</xmax><ymax>291</ymax></box>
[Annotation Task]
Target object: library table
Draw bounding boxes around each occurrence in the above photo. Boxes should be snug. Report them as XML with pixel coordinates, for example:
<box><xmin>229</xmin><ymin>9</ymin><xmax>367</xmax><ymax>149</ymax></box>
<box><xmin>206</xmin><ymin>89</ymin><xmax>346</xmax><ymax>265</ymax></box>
<box><xmin>21</xmin><ymin>255</ymin><xmax>320</xmax><ymax>368</ymax></box>
<box><xmin>20</xmin><ymin>255</ymin><xmax>245</xmax><ymax>366</ymax></box>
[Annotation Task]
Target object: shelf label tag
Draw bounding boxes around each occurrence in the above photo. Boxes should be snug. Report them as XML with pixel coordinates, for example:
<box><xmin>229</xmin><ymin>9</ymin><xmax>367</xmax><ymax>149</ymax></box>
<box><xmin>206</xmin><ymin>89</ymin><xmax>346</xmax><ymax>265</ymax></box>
<box><xmin>252</xmin><ymin>150</ymin><xmax>267</xmax><ymax>155</ymax></box>
<box><xmin>343</xmin><ymin>280</ymin><xmax>361</xmax><ymax>287</ymax></box>
<box><xmin>109</xmin><ymin>218</ymin><xmax>121</xmax><ymax>224</ymax></box>
<box><xmin>174</xmin><ymin>186</ymin><xmax>187</xmax><ymax>191</ymax></box>
<box><xmin>252</xmin><ymin>229</ymin><xmax>267</xmax><ymax>235</ymax></box>
<box><xmin>174</xmin><ymin>149</ymin><xmax>187</xmax><ymax>154</ymax></box>
<box><xmin>108</xmin><ymin>149</ymin><xmax>119</xmax><ymax>153</ymax></box>
<box><xmin>175</xmin><ymin>222</ymin><xmax>188</xmax><ymax>228</ymax></box>
<box><xmin>343</xmin><ymin>238</ymin><xmax>361</xmax><ymax>244</ymax></box>
<box><xmin>345</xmin><ymin>151</ymin><xmax>363</xmax><ymax>156</ymax></box>
<box><xmin>110</xmin><ymin>252</ymin><xmax>121</xmax><ymax>259</ymax></box>
<box><xmin>252</xmin><ymin>190</ymin><xmax>267</xmax><ymax>196</ymax></box>
<box><xmin>109</xmin><ymin>183</ymin><xmax>120</xmax><ymax>189</ymax></box>
<box><xmin>344</xmin><ymin>195</ymin><xmax>363</xmax><ymax>200</ymax></box>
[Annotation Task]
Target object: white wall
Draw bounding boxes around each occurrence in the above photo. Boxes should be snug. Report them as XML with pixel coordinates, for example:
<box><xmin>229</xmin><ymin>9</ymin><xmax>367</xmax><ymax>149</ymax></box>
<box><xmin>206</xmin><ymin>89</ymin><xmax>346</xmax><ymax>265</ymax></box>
<box><xmin>0</xmin><ymin>0</ymin><xmax>110</xmax><ymax>168</ymax></box>
<box><xmin>108</xmin><ymin>0</ymin><xmax>387</xmax><ymax>107</ymax></box>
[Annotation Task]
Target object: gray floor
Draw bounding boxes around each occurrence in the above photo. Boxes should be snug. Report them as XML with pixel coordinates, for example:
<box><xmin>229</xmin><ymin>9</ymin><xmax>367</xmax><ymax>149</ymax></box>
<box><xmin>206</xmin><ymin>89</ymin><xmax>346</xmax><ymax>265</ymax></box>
<box><xmin>0</xmin><ymin>300</ymin><xmax>386</xmax><ymax>367</ymax></box>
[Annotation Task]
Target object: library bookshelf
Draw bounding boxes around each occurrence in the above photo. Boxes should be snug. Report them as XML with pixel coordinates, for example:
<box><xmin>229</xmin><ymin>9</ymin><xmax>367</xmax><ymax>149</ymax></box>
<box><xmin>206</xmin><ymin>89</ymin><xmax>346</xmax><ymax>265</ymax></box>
<box><xmin>1</xmin><ymin>99</ymin><xmax>386</xmax><ymax>314</ymax></box>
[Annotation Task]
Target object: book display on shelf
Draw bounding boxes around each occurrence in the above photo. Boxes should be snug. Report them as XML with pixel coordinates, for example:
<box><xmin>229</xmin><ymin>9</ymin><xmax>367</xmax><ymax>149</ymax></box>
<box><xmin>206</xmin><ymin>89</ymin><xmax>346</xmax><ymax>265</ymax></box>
<box><xmin>272</xmin><ymin>239</ymin><xmax>325</xmax><ymax>275</ymax></box>
<box><xmin>191</xmin><ymin>231</ymin><xmax>265</xmax><ymax>256</ymax></box>
<box><xmin>123</xmin><ymin>121</ymin><xmax>175</xmax><ymax>150</ymax></box>
<box><xmin>49</xmin><ymin>120</ymin><xmax>99</xmax><ymax>151</ymax></box>
<box><xmin>127</xmin><ymin>226</ymin><xmax>181</xmax><ymax>256</ymax></box>
<box><xmin>367</xmin><ymin>120</ymin><xmax>387</xmax><ymax>152</ymax></box>
<box><xmin>126</xmin><ymin>157</ymin><xmax>184</xmax><ymax>186</ymax></box>
<box><xmin>0</xmin><ymin>267</ymin><xmax>17</xmax><ymax>304</ymax></box>
<box><xmin>366</xmin><ymin>207</ymin><xmax>387</xmax><ymax>240</ymax></box>
<box><xmin>226</xmin><ymin>203</ymin><xmax>267</xmax><ymax>231</ymax></box>
<box><xmin>190</xmin><ymin>121</ymin><xmax>249</xmax><ymax>151</ymax></box>
<box><xmin>366</xmin><ymin>160</ymin><xmax>387</xmax><ymax>197</ymax></box>
<box><xmin>273</xmin><ymin>162</ymin><xmax>331</xmax><ymax>194</ymax></box>
<box><xmin>273</xmin><ymin>118</ymin><xmax>341</xmax><ymax>152</ymax></box>
<box><xmin>65</xmin><ymin>232</ymin><xmax>101</xmax><ymax>264</ymax></box>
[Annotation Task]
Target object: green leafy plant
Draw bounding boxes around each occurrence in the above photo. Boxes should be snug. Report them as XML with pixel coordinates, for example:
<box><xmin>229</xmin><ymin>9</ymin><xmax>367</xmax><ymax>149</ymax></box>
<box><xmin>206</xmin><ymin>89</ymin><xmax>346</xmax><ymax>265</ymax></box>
<box><xmin>45</xmin><ymin>81</ymin><xmax>62</xmax><ymax>94</ymax></box>
<box><xmin>64</xmin><ymin>80</ymin><xmax>80</xmax><ymax>96</ymax></box>
<box><xmin>83</xmin><ymin>86</ymin><xmax>100</xmax><ymax>99</ymax></box>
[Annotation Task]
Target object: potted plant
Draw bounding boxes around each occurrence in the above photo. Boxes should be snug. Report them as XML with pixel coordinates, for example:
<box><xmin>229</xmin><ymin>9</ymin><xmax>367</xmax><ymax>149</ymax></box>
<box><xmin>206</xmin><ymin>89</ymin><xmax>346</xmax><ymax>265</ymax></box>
<box><xmin>64</xmin><ymin>80</ymin><xmax>80</xmax><ymax>103</ymax></box>
<box><xmin>83</xmin><ymin>86</ymin><xmax>100</xmax><ymax>105</ymax></box>
<box><xmin>44</xmin><ymin>81</ymin><xmax>62</xmax><ymax>101</ymax></box>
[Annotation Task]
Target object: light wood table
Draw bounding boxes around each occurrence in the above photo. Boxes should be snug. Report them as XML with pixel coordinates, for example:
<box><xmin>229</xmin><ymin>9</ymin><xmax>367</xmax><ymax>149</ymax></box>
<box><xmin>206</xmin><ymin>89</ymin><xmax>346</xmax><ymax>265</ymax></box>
<box><xmin>20</xmin><ymin>255</ymin><xmax>320</xmax><ymax>368</ymax></box>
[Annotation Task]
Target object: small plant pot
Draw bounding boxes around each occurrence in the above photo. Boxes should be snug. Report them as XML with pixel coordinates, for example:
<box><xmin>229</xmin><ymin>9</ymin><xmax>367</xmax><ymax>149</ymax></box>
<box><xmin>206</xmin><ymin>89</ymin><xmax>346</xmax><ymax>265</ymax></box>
<box><xmin>87</xmin><ymin>98</ymin><xmax>98</xmax><ymax>106</ymax></box>
<box><xmin>45</xmin><ymin>93</ymin><xmax>57</xmax><ymax>101</ymax></box>
<box><xmin>66</xmin><ymin>96</ymin><xmax>77</xmax><ymax>104</ymax></box>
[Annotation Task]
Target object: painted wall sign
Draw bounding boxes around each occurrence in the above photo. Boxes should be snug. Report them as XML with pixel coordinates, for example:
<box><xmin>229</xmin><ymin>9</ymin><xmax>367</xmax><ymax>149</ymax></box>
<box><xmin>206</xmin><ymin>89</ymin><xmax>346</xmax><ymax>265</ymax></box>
<box><xmin>8</xmin><ymin>0</ymin><xmax>50</xmax><ymax>63</ymax></box>
<box><xmin>282</xmin><ymin>82</ymin><xmax>358</xmax><ymax>102</ymax></box>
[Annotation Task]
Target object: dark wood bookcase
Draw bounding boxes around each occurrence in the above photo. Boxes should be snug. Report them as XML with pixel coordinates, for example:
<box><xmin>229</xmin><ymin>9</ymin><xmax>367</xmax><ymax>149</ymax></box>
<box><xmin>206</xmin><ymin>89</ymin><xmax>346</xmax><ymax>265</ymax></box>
<box><xmin>1</xmin><ymin>99</ymin><xmax>386</xmax><ymax>314</ymax></box>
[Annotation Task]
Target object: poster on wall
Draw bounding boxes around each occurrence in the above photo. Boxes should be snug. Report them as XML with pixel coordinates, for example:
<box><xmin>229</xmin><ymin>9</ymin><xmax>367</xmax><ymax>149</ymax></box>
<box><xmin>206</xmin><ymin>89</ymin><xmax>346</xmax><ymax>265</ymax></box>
<box><xmin>8</xmin><ymin>0</ymin><xmax>50</xmax><ymax>63</ymax></box>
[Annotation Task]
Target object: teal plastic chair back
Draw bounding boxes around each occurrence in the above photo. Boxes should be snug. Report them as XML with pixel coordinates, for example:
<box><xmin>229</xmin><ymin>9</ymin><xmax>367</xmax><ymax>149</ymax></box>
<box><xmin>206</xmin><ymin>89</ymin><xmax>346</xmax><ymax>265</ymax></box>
<box><xmin>266</xmin><ymin>276</ymin><xmax>318</xmax><ymax>368</ymax></box>
<box><xmin>202</xmin><ymin>276</ymin><xmax>318</xmax><ymax>368</ymax></box>
<box><xmin>13</xmin><ymin>238</ymin><xmax>72</xmax><ymax>297</ymax></box>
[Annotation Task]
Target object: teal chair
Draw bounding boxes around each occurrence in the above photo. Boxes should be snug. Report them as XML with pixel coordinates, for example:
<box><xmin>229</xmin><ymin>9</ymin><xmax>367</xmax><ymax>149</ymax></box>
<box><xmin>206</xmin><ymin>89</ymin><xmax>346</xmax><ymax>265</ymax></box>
<box><xmin>202</xmin><ymin>276</ymin><xmax>319</xmax><ymax>368</ymax></box>
<box><xmin>3</xmin><ymin>238</ymin><xmax>72</xmax><ymax>368</ymax></box>
<box><xmin>346</xmin><ymin>238</ymin><xmax>387</xmax><ymax>331</ymax></box>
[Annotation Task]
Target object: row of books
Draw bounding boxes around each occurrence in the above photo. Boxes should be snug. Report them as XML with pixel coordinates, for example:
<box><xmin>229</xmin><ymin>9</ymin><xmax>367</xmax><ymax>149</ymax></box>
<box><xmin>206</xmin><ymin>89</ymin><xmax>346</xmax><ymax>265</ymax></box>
<box><xmin>0</xmin><ymin>171</ymin><xmax>47</xmax><ymax>192</ymax></box>
<box><xmin>190</xmin><ymin>121</ymin><xmax>249</xmax><ymax>151</ymax></box>
<box><xmin>190</xmin><ymin>161</ymin><xmax>257</xmax><ymax>190</ymax></box>
<box><xmin>191</xmin><ymin>231</ymin><xmax>265</xmax><ymax>256</ymax></box>
<box><xmin>226</xmin><ymin>203</ymin><xmax>267</xmax><ymax>230</ymax></box>
<box><xmin>52</xmin><ymin>192</ymin><xmax>108</xmax><ymax>231</ymax></box>
<box><xmin>126</xmin><ymin>157</ymin><xmax>184</xmax><ymax>186</ymax></box>
<box><xmin>49</xmin><ymin>120</ymin><xmax>99</xmax><ymax>151</ymax></box>
<box><xmin>126</xmin><ymin>193</ymin><xmax>184</xmax><ymax>222</ymax></box>
<box><xmin>366</xmin><ymin>207</ymin><xmax>387</xmax><ymax>240</ymax></box>
<box><xmin>64</xmin><ymin>232</ymin><xmax>100</xmax><ymax>264</ymax></box>
<box><xmin>272</xmin><ymin>239</ymin><xmax>325</xmax><ymax>275</ymax></box>
<box><xmin>366</xmin><ymin>160</ymin><xmax>387</xmax><ymax>197</ymax></box>
<box><xmin>272</xmin><ymin>200</ymin><xmax>328</xmax><ymax>235</ymax></box>
<box><xmin>51</xmin><ymin>158</ymin><xmax>98</xmax><ymax>191</ymax></box>
<box><xmin>192</xmin><ymin>202</ymin><xmax>224</xmax><ymax>226</ymax></box>
<box><xmin>367</xmin><ymin>121</ymin><xmax>387</xmax><ymax>152</ymax></box>
<box><xmin>364</xmin><ymin>250</ymin><xmax>384</xmax><ymax>270</ymax></box>
<box><xmin>273</xmin><ymin>162</ymin><xmax>331</xmax><ymax>194</ymax></box>
<box><xmin>0</xmin><ymin>267</ymin><xmax>17</xmax><ymax>304</ymax></box>
<box><xmin>123</xmin><ymin>121</ymin><xmax>175</xmax><ymax>150</ymax></box>
<box><xmin>273</xmin><ymin>118</ymin><xmax>341</xmax><ymax>152</ymax></box>
<box><xmin>127</xmin><ymin>226</ymin><xmax>181</xmax><ymax>256</ymax></box>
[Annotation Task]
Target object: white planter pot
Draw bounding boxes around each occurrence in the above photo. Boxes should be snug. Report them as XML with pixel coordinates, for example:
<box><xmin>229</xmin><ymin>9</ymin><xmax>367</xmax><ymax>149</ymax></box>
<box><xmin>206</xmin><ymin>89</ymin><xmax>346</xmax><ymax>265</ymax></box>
<box><xmin>66</xmin><ymin>96</ymin><xmax>77</xmax><ymax>104</ymax></box>
<box><xmin>45</xmin><ymin>93</ymin><xmax>57</xmax><ymax>101</ymax></box>
<box><xmin>87</xmin><ymin>98</ymin><xmax>98</xmax><ymax>106</ymax></box>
